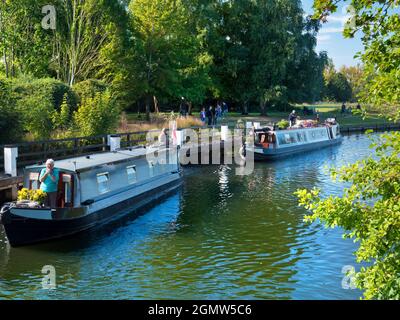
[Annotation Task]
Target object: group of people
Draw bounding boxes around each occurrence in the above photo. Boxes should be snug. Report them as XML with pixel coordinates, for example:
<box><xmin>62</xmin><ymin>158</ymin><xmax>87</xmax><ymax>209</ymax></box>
<box><xmin>341</xmin><ymin>102</ymin><xmax>361</xmax><ymax>114</ymax></box>
<box><xmin>200</xmin><ymin>102</ymin><xmax>228</xmax><ymax>126</ymax></box>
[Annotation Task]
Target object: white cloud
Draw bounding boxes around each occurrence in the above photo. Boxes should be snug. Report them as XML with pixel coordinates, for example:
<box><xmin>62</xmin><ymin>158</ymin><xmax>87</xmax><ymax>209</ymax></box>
<box><xmin>317</xmin><ymin>34</ymin><xmax>331</xmax><ymax>43</ymax></box>
<box><xmin>319</xmin><ymin>27</ymin><xmax>344</xmax><ymax>34</ymax></box>
<box><xmin>327</xmin><ymin>15</ymin><xmax>349</xmax><ymax>24</ymax></box>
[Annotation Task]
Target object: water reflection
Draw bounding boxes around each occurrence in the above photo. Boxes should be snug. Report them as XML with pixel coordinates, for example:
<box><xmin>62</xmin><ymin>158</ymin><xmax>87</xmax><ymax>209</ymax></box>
<box><xmin>0</xmin><ymin>134</ymin><xmax>375</xmax><ymax>299</ymax></box>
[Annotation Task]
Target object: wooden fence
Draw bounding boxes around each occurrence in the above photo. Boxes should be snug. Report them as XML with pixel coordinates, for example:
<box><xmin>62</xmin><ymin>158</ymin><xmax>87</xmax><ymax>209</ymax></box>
<box><xmin>0</xmin><ymin>130</ymin><xmax>160</xmax><ymax>172</ymax></box>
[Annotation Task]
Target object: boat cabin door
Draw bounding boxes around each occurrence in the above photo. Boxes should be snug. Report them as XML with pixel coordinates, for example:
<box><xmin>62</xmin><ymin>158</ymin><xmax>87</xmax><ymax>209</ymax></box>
<box><xmin>57</xmin><ymin>173</ymin><xmax>75</xmax><ymax>208</ymax></box>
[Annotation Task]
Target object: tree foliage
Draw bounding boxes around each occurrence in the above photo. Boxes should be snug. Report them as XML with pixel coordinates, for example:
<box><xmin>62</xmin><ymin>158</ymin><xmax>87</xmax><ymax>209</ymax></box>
<box><xmin>325</xmin><ymin>71</ymin><xmax>353</xmax><ymax>102</ymax></box>
<box><xmin>73</xmin><ymin>91</ymin><xmax>120</xmax><ymax>136</ymax></box>
<box><xmin>313</xmin><ymin>0</ymin><xmax>400</xmax><ymax>120</ymax></box>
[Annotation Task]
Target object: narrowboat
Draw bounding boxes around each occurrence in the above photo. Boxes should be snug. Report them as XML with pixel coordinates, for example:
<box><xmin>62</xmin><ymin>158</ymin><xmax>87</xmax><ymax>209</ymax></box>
<box><xmin>0</xmin><ymin>146</ymin><xmax>181</xmax><ymax>247</ymax></box>
<box><xmin>250</xmin><ymin>119</ymin><xmax>343</xmax><ymax>160</ymax></box>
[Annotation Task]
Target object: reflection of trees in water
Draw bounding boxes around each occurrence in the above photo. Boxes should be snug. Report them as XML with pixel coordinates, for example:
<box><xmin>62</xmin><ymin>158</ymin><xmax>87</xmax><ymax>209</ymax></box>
<box><xmin>135</xmin><ymin>163</ymin><xmax>324</xmax><ymax>299</ymax></box>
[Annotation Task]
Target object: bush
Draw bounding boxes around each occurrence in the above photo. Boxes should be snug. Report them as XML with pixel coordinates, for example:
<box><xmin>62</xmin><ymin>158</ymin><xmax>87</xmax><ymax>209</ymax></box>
<box><xmin>0</xmin><ymin>77</ymin><xmax>24</xmax><ymax>144</ymax></box>
<box><xmin>73</xmin><ymin>91</ymin><xmax>120</xmax><ymax>136</ymax></box>
<box><xmin>73</xmin><ymin>79</ymin><xmax>108</xmax><ymax>104</ymax></box>
<box><xmin>276</xmin><ymin>119</ymin><xmax>289</xmax><ymax>129</ymax></box>
<box><xmin>18</xmin><ymin>94</ymin><xmax>55</xmax><ymax>140</ymax></box>
<box><xmin>11</xmin><ymin>77</ymin><xmax>78</xmax><ymax>112</ymax></box>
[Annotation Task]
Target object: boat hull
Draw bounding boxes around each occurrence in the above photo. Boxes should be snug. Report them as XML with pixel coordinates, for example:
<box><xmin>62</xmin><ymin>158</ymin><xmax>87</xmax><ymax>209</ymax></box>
<box><xmin>252</xmin><ymin>136</ymin><xmax>343</xmax><ymax>161</ymax></box>
<box><xmin>1</xmin><ymin>173</ymin><xmax>181</xmax><ymax>247</ymax></box>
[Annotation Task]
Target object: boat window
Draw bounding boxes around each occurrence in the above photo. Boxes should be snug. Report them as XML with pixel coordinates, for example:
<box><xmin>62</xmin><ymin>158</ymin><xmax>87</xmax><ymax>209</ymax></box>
<box><xmin>29</xmin><ymin>172</ymin><xmax>40</xmax><ymax>190</ymax></box>
<box><xmin>297</xmin><ymin>132</ymin><xmax>307</xmax><ymax>142</ymax></box>
<box><xmin>97</xmin><ymin>173</ymin><xmax>110</xmax><ymax>194</ymax></box>
<box><xmin>277</xmin><ymin>133</ymin><xmax>298</xmax><ymax>145</ymax></box>
<box><xmin>62</xmin><ymin>174</ymin><xmax>73</xmax><ymax>206</ymax></box>
<box><xmin>127</xmin><ymin>165</ymin><xmax>137</xmax><ymax>184</ymax></box>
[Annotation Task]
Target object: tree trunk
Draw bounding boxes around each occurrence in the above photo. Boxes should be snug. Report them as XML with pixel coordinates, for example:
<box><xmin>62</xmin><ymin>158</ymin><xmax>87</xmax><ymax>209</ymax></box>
<box><xmin>2</xmin><ymin>49</ymin><xmax>8</xmax><ymax>78</ymax></box>
<box><xmin>242</xmin><ymin>101</ymin><xmax>248</xmax><ymax>115</ymax></box>
<box><xmin>153</xmin><ymin>95</ymin><xmax>159</xmax><ymax>113</ymax></box>
<box><xmin>145</xmin><ymin>95</ymin><xmax>151</xmax><ymax>122</ymax></box>
<box><xmin>0</xmin><ymin>2</ymin><xmax>8</xmax><ymax>78</ymax></box>
<box><xmin>260</xmin><ymin>98</ymin><xmax>267</xmax><ymax>116</ymax></box>
<box><xmin>188</xmin><ymin>101</ymin><xmax>193</xmax><ymax>115</ymax></box>
<box><xmin>11</xmin><ymin>44</ymin><xmax>15</xmax><ymax>77</ymax></box>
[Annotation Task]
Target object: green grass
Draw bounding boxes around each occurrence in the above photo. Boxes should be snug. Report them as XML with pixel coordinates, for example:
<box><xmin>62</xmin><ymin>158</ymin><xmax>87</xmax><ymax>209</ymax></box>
<box><xmin>125</xmin><ymin>103</ymin><xmax>392</xmax><ymax>128</ymax></box>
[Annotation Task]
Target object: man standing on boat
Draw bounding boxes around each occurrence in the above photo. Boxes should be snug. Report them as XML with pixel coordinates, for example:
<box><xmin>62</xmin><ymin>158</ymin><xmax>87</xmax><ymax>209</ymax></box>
<box><xmin>289</xmin><ymin>110</ymin><xmax>297</xmax><ymax>127</ymax></box>
<box><xmin>39</xmin><ymin>159</ymin><xmax>59</xmax><ymax>208</ymax></box>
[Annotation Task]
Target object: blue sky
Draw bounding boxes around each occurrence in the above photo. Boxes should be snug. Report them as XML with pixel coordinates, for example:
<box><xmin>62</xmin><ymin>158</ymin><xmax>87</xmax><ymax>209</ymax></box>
<box><xmin>301</xmin><ymin>0</ymin><xmax>363</xmax><ymax>68</ymax></box>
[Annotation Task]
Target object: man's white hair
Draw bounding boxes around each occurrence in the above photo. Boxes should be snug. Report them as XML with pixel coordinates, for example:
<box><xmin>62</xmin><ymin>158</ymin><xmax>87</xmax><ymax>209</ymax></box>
<box><xmin>46</xmin><ymin>159</ymin><xmax>55</xmax><ymax>166</ymax></box>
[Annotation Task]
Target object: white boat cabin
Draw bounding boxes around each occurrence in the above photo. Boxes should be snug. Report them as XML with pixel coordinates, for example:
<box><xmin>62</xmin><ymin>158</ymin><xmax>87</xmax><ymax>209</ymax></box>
<box><xmin>23</xmin><ymin>147</ymin><xmax>179</xmax><ymax>209</ymax></box>
<box><xmin>255</xmin><ymin>125</ymin><xmax>341</xmax><ymax>149</ymax></box>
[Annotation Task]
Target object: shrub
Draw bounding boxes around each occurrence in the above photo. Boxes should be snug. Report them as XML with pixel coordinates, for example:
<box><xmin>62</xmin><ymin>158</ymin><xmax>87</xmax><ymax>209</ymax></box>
<box><xmin>11</xmin><ymin>77</ymin><xmax>78</xmax><ymax>112</ymax></box>
<box><xmin>73</xmin><ymin>79</ymin><xmax>108</xmax><ymax>104</ymax></box>
<box><xmin>52</xmin><ymin>94</ymin><xmax>71</xmax><ymax>130</ymax></box>
<box><xmin>73</xmin><ymin>91</ymin><xmax>120</xmax><ymax>136</ymax></box>
<box><xmin>18</xmin><ymin>94</ymin><xmax>55</xmax><ymax>140</ymax></box>
<box><xmin>277</xmin><ymin>119</ymin><xmax>289</xmax><ymax>129</ymax></box>
<box><xmin>0</xmin><ymin>77</ymin><xmax>23</xmax><ymax>144</ymax></box>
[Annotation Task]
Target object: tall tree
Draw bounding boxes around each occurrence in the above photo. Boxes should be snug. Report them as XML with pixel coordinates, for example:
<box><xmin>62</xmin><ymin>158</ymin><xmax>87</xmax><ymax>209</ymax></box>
<box><xmin>339</xmin><ymin>64</ymin><xmax>365</xmax><ymax>102</ymax></box>
<box><xmin>128</xmin><ymin>0</ymin><xmax>212</xmax><ymax>120</ymax></box>
<box><xmin>0</xmin><ymin>0</ymin><xmax>54</xmax><ymax>78</ymax></box>
<box><xmin>314</xmin><ymin>0</ymin><xmax>400</xmax><ymax>120</ymax></box>
<box><xmin>53</xmin><ymin>0</ymin><xmax>129</xmax><ymax>86</ymax></box>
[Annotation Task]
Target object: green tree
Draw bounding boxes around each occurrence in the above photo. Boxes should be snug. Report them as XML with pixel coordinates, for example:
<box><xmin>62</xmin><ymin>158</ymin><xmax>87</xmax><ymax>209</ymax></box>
<box><xmin>325</xmin><ymin>71</ymin><xmax>353</xmax><ymax>102</ymax></box>
<box><xmin>52</xmin><ymin>94</ymin><xmax>71</xmax><ymax>130</ymax></box>
<box><xmin>18</xmin><ymin>95</ymin><xmax>55</xmax><ymax>140</ymax></box>
<box><xmin>73</xmin><ymin>91</ymin><xmax>119</xmax><ymax>136</ymax></box>
<box><xmin>314</xmin><ymin>0</ymin><xmax>400</xmax><ymax>119</ymax></box>
<box><xmin>339</xmin><ymin>64</ymin><xmax>365</xmax><ymax>102</ymax></box>
<box><xmin>128</xmin><ymin>0</ymin><xmax>212</xmax><ymax>120</ymax></box>
<box><xmin>208</xmin><ymin>0</ymin><xmax>326</xmax><ymax>114</ymax></box>
<box><xmin>0</xmin><ymin>0</ymin><xmax>54</xmax><ymax>78</ymax></box>
<box><xmin>0</xmin><ymin>77</ymin><xmax>23</xmax><ymax>143</ymax></box>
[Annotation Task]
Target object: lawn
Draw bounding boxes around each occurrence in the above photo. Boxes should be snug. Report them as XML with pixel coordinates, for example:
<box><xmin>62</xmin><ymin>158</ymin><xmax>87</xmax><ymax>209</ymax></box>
<box><xmin>124</xmin><ymin>102</ymin><xmax>392</xmax><ymax>130</ymax></box>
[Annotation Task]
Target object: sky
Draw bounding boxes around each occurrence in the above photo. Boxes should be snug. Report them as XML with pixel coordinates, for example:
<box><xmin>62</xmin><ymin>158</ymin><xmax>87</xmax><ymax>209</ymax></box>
<box><xmin>301</xmin><ymin>0</ymin><xmax>364</xmax><ymax>68</ymax></box>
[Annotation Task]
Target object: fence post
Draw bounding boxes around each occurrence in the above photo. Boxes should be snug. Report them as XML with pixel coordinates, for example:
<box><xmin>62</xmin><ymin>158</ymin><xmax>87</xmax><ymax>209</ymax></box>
<box><xmin>4</xmin><ymin>147</ymin><xmax>18</xmax><ymax>177</ymax></box>
<box><xmin>175</xmin><ymin>130</ymin><xmax>184</xmax><ymax>147</ymax></box>
<box><xmin>221</xmin><ymin>125</ymin><xmax>229</xmax><ymax>141</ymax></box>
<box><xmin>108</xmin><ymin>135</ymin><xmax>121</xmax><ymax>151</ymax></box>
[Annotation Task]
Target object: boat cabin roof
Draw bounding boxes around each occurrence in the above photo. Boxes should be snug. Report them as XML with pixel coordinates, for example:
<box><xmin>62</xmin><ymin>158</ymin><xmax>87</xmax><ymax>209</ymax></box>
<box><xmin>26</xmin><ymin>147</ymin><xmax>156</xmax><ymax>173</ymax></box>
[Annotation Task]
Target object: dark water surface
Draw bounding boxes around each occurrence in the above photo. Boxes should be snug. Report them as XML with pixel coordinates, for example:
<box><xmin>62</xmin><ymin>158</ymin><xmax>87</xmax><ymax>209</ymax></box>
<box><xmin>0</xmin><ymin>134</ymin><xmax>375</xmax><ymax>299</ymax></box>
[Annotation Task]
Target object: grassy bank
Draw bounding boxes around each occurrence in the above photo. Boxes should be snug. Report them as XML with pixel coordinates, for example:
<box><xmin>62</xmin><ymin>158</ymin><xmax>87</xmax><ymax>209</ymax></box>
<box><xmin>125</xmin><ymin>103</ymin><xmax>392</xmax><ymax>130</ymax></box>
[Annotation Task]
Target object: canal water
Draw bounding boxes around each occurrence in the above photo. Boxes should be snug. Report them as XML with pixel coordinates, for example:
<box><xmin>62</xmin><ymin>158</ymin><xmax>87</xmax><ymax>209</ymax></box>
<box><xmin>0</xmin><ymin>133</ymin><xmax>376</xmax><ymax>299</ymax></box>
